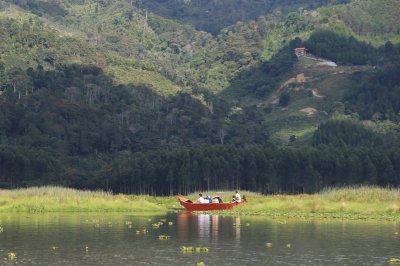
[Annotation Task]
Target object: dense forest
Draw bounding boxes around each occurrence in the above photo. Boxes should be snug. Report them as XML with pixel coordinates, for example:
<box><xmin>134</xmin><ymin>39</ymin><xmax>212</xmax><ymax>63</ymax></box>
<box><xmin>0</xmin><ymin>0</ymin><xmax>400</xmax><ymax>195</ymax></box>
<box><xmin>2</xmin><ymin>143</ymin><xmax>399</xmax><ymax>195</ymax></box>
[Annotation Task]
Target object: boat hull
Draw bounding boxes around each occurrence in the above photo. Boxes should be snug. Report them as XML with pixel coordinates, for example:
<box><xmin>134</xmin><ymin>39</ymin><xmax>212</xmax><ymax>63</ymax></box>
<box><xmin>177</xmin><ymin>196</ymin><xmax>241</xmax><ymax>211</ymax></box>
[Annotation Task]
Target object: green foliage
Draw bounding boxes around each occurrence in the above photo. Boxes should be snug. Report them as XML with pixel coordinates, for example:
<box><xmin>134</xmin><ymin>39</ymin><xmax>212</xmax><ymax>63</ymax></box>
<box><xmin>0</xmin><ymin>62</ymin><xmax>275</xmax><ymax>152</ymax></box>
<box><xmin>312</xmin><ymin>118</ymin><xmax>382</xmax><ymax>147</ymax></box>
<box><xmin>142</xmin><ymin>0</ymin><xmax>345</xmax><ymax>35</ymax></box>
<box><xmin>331</xmin><ymin>0</ymin><xmax>400</xmax><ymax>37</ymax></box>
<box><xmin>0</xmin><ymin>145</ymin><xmax>59</xmax><ymax>187</ymax></box>
<box><xmin>101</xmin><ymin>145</ymin><xmax>400</xmax><ymax>195</ymax></box>
<box><xmin>0</xmin><ymin>0</ymin><xmax>400</xmax><ymax>196</ymax></box>
<box><xmin>304</xmin><ymin>29</ymin><xmax>378</xmax><ymax>65</ymax></box>
<box><xmin>344</xmin><ymin>60</ymin><xmax>400</xmax><ymax>121</ymax></box>
<box><xmin>223</xmin><ymin>40</ymin><xmax>298</xmax><ymax>99</ymax></box>
<box><xmin>7</xmin><ymin>0</ymin><xmax>68</xmax><ymax>18</ymax></box>
<box><xmin>279</xmin><ymin>92</ymin><xmax>291</xmax><ymax>107</ymax></box>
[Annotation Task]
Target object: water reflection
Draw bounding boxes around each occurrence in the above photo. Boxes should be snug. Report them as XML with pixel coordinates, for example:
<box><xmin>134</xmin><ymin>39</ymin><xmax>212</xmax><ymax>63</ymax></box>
<box><xmin>177</xmin><ymin>212</ymin><xmax>241</xmax><ymax>243</ymax></box>
<box><xmin>198</xmin><ymin>214</ymin><xmax>210</xmax><ymax>242</ymax></box>
<box><xmin>234</xmin><ymin>217</ymin><xmax>240</xmax><ymax>242</ymax></box>
<box><xmin>177</xmin><ymin>211</ymin><xmax>190</xmax><ymax>241</ymax></box>
<box><xmin>212</xmin><ymin>214</ymin><xmax>219</xmax><ymax>241</ymax></box>
<box><xmin>177</xmin><ymin>212</ymin><xmax>225</xmax><ymax>244</ymax></box>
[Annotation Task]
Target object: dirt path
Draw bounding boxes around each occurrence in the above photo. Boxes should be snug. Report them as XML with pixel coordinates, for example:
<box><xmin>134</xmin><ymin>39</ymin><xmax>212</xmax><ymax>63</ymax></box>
<box><xmin>259</xmin><ymin>63</ymin><xmax>371</xmax><ymax>107</ymax></box>
<box><xmin>312</xmin><ymin>88</ymin><xmax>324</xmax><ymax>98</ymax></box>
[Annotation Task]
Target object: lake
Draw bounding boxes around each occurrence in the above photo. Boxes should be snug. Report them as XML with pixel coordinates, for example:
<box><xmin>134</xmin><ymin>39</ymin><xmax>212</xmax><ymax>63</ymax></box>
<box><xmin>0</xmin><ymin>212</ymin><xmax>398</xmax><ymax>265</ymax></box>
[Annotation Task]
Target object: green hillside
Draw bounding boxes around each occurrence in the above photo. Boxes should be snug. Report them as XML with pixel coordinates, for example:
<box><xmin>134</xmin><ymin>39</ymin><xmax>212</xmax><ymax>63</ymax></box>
<box><xmin>142</xmin><ymin>0</ymin><xmax>349</xmax><ymax>35</ymax></box>
<box><xmin>0</xmin><ymin>0</ymin><xmax>400</xmax><ymax>194</ymax></box>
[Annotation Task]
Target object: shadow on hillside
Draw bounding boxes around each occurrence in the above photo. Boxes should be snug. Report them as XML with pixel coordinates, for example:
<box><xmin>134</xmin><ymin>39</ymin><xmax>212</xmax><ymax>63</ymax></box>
<box><xmin>219</xmin><ymin>40</ymin><xmax>299</xmax><ymax>102</ymax></box>
<box><xmin>2</xmin><ymin>63</ymin><xmax>275</xmax><ymax>153</ymax></box>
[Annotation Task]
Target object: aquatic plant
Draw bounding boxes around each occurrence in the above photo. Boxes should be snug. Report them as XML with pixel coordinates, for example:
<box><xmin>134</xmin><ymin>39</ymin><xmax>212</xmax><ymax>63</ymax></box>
<box><xmin>180</xmin><ymin>246</ymin><xmax>209</xmax><ymax>253</ymax></box>
<box><xmin>158</xmin><ymin>235</ymin><xmax>170</xmax><ymax>240</ymax></box>
<box><xmin>390</xmin><ymin>257</ymin><xmax>400</xmax><ymax>264</ymax></box>
<box><xmin>152</xmin><ymin>222</ymin><xmax>163</xmax><ymax>228</ymax></box>
<box><xmin>266</xmin><ymin>243</ymin><xmax>272</xmax><ymax>248</ymax></box>
<box><xmin>8</xmin><ymin>252</ymin><xmax>16</xmax><ymax>260</ymax></box>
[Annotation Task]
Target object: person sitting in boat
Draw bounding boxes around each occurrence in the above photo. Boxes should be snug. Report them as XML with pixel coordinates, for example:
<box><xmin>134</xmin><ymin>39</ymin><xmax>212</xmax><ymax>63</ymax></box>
<box><xmin>205</xmin><ymin>195</ymin><xmax>212</xmax><ymax>203</ymax></box>
<box><xmin>242</xmin><ymin>195</ymin><xmax>247</xmax><ymax>202</ymax></box>
<box><xmin>197</xmin><ymin>194</ymin><xmax>205</xmax><ymax>203</ymax></box>
<box><xmin>213</xmin><ymin>196</ymin><xmax>222</xmax><ymax>203</ymax></box>
<box><xmin>231</xmin><ymin>195</ymin><xmax>237</xmax><ymax>203</ymax></box>
<box><xmin>235</xmin><ymin>191</ymin><xmax>241</xmax><ymax>203</ymax></box>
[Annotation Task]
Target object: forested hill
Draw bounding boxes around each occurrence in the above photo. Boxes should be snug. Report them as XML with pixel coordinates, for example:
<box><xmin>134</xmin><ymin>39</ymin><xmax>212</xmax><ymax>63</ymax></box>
<box><xmin>0</xmin><ymin>0</ymin><xmax>400</xmax><ymax>194</ymax></box>
<box><xmin>142</xmin><ymin>0</ymin><xmax>349</xmax><ymax>35</ymax></box>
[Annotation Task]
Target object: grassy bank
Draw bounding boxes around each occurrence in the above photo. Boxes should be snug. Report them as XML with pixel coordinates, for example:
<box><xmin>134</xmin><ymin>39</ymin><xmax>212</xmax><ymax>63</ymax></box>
<box><xmin>0</xmin><ymin>186</ymin><xmax>168</xmax><ymax>213</ymax></box>
<box><xmin>1</xmin><ymin>186</ymin><xmax>399</xmax><ymax>220</ymax></box>
<box><xmin>226</xmin><ymin>186</ymin><xmax>400</xmax><ymax>221</ymax></box>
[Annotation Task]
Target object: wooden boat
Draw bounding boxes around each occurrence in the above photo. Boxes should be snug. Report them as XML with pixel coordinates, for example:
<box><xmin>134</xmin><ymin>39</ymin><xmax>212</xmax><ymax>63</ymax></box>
<box><xmin>177</xmin><ymin>196</ymin><xmax>244</xmax><ymax>211</ymax></box>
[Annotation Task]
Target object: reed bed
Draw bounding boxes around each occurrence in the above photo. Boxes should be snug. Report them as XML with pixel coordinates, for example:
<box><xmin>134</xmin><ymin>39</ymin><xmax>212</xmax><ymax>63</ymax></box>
<box><xmin>185</xmin><ymin>187</ymin><xmax>400</xmax><ymax>221</ymax></box>
<box><xmin>1</xmin><ymin>186</ymin><xmax>399</xmax><ymax>220</ymax></box>
<box><xmin>227</xmin><ymin>186</ymin><xmax>400</xmax><ymax>220</ymax></box>
<box><xmin>319</xmin><ymin>186</ymin><xmax>400</xmax><ymax>202</ymax></box>
<box><xmin>0</xmin><ymin>186</ymin><xmax>167</xmax><ymax>213</ymax></box>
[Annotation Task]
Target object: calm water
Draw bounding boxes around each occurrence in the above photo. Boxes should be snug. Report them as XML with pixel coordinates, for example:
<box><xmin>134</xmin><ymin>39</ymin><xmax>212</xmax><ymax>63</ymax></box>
<box><xmin>0</xmin><ymin>212</ymin><xmax>399</xmax><ymax>265</ymax></box>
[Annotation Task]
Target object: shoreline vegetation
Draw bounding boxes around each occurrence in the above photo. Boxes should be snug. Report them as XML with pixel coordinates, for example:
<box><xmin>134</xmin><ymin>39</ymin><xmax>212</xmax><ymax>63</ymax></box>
<box><xmin>0</xmin><ymin>186</ymin><xmax>399</xmax><ymax>221</ymax></box>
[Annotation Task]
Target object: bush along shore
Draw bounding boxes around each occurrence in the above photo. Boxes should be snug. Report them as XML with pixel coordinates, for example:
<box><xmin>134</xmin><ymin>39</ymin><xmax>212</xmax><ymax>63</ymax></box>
<box><xmin>0</xmin><ymin>186</ymin><xmax>399</xmax><ymax>221</ymax></box>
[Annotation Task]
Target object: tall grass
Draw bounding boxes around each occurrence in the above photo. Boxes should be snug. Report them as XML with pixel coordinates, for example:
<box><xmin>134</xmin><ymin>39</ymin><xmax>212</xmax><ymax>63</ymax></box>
<box><xmin>0</xmin><ymin>186</ymin><xmax>167</xmax><ymax>213</ymax></box>
<box><xmin>319</xmin><ymin>186</ymin><xmax>400</xmax><ymax>202</ymax></box>
<box><xmin>1</xmin><ymin>186</ymin><xmax>399</xmax><ymax>220</ymax></box>
<box><xmin>200</xmin><ymin>187</ymin><xmax>400</xmax><ymax>220</ymax></box>
<box><xmin>0</xmin><ymin>186</ymin><xmax>112</xmax><ymax>198</ymax></box>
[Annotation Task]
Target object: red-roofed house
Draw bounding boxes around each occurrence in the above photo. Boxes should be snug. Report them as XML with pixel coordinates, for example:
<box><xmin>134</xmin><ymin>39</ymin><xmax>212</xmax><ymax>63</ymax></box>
<box><xmin>294</xmin><ymin>47</ymin><xmax>308</xmax><ymax>56</ymax></box>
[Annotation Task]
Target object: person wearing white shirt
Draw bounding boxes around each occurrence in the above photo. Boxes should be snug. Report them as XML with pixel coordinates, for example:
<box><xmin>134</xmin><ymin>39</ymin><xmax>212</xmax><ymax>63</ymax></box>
<box><xmin>197</xmin><ymin>193</ymin><xmax>206</xmax><ymax>203</ymax></box>
<box><xmin>235</xmin><ymin>191</ymin><xmax>241</xmax><ymax>203</ymax></box>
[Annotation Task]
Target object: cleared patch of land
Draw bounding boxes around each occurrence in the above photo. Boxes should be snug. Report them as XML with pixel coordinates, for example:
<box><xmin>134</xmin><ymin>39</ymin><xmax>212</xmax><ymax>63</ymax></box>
<box><xmin>260</xmin><ymin>59</ymin><xmax>372</xmax><ymax>145</ymax></box>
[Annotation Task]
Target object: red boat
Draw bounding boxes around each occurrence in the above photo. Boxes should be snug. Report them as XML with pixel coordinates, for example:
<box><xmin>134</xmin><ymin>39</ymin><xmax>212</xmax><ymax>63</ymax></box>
<box><xmin>177</xmin><ymin>196</ymin><xmax>244</xmax><ymax>211</ymax></box>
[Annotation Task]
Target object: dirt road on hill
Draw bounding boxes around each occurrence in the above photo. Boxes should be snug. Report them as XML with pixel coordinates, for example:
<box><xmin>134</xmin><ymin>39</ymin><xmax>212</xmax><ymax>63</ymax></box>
<box><xmin>261</xmin><ymin>63</ymin><xmax>371</xmax><ymax>106</ymax></box>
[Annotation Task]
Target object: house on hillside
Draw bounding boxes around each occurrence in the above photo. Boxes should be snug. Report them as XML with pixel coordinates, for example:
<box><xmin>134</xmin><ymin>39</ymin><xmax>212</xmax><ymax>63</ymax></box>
<box><xmin>294</xmin><ymin>47</ymin><xmax>308</xmax><ymax>56</ymax></box>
